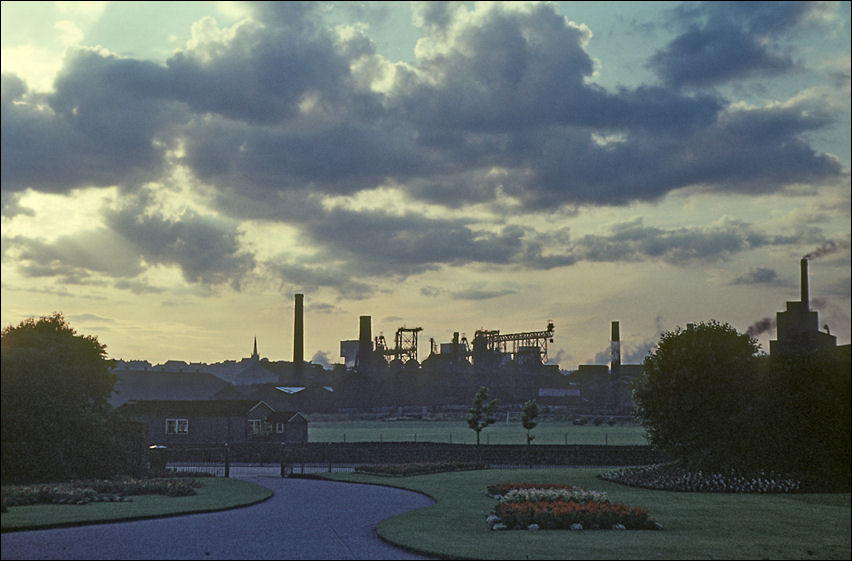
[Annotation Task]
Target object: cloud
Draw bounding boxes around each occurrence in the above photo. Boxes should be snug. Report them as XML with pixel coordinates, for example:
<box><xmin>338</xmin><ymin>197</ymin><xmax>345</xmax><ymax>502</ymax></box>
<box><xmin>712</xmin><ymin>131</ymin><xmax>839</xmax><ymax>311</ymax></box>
<box><xmin>265</xmin><ymin>258</ymin><xmax>374</xmax><ymax>300</ymax></box>
<box><xmin>732</xmin><ymin>267</ymin><xmax>780</xmax><ymax>285</ymax></box>
<box><xmin>450</xmin><ymin>288</ymin><xmax>518</xmax><ymax>301</ymax></box>
<box><xmin>5</xmin><ymin>1</ymin><xmax>844</xmax><ymax>217</ymax></box>
<box><xmin>67</xmin><ymin>312</ymin><xmax>115</xmax><ymax>324</ymax></box>
<box><xmin>103</xmin><ymin>204</ymin><xmax>256</xmax><ymax>289</ymax></box>
<box><xmin>5</xmin><ymin>196</ymin><xmax>256</xmax><ymax>291</ymax></box>
<box><xmin>649</xmin><ymin>1</ymin><xmax>831</xmax><ymax>87</ymax></box>
<box><xmin>575</xmin><ymin>217</ymin><xmax>774</xmax><ymax>264</ymax></box>
<box><xmin>7</xmin><ymin>229</ymin><xmax>144</xmax><ymax>282</ymax></box>
<box><xmin>2</xmin><ymin>2</ymin><xmax>848</xmax><ymax>299</ymax></box>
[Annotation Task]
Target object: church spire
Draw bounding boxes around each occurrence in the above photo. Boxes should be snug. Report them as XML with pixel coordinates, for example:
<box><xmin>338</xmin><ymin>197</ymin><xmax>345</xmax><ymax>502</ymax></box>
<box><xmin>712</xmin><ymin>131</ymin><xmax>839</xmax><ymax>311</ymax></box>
<box><xmin>252</xmin><ymin>335</ymin><xmax>258</xmax><ymax>359</ymax></box>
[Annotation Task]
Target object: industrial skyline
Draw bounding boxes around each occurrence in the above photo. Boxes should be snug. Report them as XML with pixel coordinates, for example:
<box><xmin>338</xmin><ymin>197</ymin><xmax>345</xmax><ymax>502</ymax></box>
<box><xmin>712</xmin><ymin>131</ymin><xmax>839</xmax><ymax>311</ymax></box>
<box><xmin>2</xmin><ymin>2</ymin><xmax>850</xmax><ymax>368</ymax></box>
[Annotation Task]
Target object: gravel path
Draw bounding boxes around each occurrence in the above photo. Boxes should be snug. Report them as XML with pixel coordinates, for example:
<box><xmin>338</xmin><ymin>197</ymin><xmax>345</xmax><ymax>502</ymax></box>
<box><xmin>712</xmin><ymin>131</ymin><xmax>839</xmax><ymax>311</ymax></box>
<box><xmin>0</xmin><ymin>476</ymin><xmax>437</xmax><ymax>560</ymax></box>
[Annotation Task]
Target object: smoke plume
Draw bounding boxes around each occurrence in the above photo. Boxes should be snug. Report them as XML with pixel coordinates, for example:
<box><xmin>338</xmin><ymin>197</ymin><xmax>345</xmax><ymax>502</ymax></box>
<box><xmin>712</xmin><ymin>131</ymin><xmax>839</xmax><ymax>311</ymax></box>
<box><xmin>747</xmin><ymin>317</ymin><xmax>776</xmax><ymax>337</ymax></box>
<box><xmin>803</xmin><ymin>240</ymin><xmax>850</xmax><ymax>260</ymax></box>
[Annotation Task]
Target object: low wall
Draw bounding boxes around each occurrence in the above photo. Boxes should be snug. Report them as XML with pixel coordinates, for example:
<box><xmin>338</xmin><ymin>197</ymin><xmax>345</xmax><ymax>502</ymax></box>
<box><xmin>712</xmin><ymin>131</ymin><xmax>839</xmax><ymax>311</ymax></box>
<box><xmin>189</xmin><ymin>441</ymin><xmax>668</xmax><ymax>466</ymax></box>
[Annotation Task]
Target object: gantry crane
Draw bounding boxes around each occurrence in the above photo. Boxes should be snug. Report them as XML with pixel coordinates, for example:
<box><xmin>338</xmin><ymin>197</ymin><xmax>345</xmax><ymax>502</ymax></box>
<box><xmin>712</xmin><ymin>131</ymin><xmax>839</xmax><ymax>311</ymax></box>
<box><xmin>375</xmin><ymin>326</ymin><xmax>423</xmax><ymax>363</ymax></box>
<box><xmin>472</xmin><ymin>321</ymin><xmax>555</xmax><ymax>363</ymax></box>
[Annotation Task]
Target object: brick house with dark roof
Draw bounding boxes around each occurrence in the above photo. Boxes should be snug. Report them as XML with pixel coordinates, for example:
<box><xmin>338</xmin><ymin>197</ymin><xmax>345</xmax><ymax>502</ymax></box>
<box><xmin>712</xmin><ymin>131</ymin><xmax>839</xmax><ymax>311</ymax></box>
<box><xmin>117</xmin><ymin>399</ymin><xmax>308</xmax><ymax>445</ymax></box>
<box><xmin>267</xmin><ymin>411</ymin><xmax>309</xmax><ymax>443</ymax></box>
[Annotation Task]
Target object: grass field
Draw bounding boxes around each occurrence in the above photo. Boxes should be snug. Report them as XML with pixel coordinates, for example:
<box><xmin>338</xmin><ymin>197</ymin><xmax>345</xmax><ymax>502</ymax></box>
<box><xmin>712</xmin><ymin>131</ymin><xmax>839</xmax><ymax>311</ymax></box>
<box><xmin>308</xmin><ymin>419</ymin><xmax>649</xmax><ymax>445</ymax></box>
<box><xmin>323</xmin><ymin>468</ymin><xmax>852</xmax><ymax>560</ymax></box>
<box><xmin>1</xmin><ymin>478</ymin><xmax>272</xmax><ymax>531</ymax></box>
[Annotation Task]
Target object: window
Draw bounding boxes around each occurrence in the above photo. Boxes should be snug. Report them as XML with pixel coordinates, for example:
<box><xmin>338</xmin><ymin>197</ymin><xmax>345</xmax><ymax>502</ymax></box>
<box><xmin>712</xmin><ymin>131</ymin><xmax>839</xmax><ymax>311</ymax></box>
<box><xmin>276</xmin><ymin>422</ymin><xmax>285</xmax><ymax>434</ymax></box>
<box><xmin>165</xmin><ymin>418</ymin><xmax>189</xmax><ymax>435</ymax></box>
<box><xmin>248</xmin><ymin>419</ymin><xmax>262</xmax><ymax>435</ymax></box>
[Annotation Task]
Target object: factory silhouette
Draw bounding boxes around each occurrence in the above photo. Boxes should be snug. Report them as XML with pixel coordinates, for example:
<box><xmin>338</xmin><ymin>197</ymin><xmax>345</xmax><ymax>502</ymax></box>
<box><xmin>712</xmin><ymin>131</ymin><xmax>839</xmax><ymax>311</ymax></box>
<box><xmin>111</xmin><ymin>258</ymin><xmax>847</xmax><ymax>416</ymax></box>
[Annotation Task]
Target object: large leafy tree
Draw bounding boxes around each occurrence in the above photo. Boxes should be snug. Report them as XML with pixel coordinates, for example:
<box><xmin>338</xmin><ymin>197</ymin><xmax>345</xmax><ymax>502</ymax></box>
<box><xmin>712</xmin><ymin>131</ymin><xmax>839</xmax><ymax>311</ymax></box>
<box><xmin>1</xmin><ymin>313</ymin><xmax>132</xmax><ymax>482</ymax></box>
<box><xmin>632</xmin><ymin>320</ymin><xmax>761</xmax><ymax>470</ymax></box>
<box><xmin>467</xmin><ymin>386</ymin><xmax>499</xmax><ymax>445</ymax></box>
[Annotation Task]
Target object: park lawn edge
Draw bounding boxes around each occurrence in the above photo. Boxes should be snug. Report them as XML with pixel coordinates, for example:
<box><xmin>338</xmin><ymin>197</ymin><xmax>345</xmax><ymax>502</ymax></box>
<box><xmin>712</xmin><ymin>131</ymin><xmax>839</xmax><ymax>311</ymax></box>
<box><xmin>315</xmin><ymin>468</ymin><xmax>852</xmax><ymax>561</ymax></box>
<box><xmin>1</xmin><ymin>478</ymin><xmax>273</xmax><ymax>533</ymax></box>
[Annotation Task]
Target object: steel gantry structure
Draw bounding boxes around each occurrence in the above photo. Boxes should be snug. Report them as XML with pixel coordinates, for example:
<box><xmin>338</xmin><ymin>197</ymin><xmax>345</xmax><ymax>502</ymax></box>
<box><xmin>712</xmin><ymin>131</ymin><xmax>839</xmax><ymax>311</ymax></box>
<box><xmin>472</xmin><ymin>321</ymin><xmax>555</xmax><ymax>363</ymax></box>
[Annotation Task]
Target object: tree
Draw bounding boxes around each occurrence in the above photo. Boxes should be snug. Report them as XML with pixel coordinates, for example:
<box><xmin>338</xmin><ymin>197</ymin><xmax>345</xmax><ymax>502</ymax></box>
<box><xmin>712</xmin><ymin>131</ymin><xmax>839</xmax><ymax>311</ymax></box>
<box><xmin>631</xmin><ymin>320</ymin><xmax>761</xmax><ymax>470</ymax></box>
<box><xmin>521</xmin><ymin>399</ymin><xmax>539</xmax><ymax>446</ymax></box>
<box><xmin>750</xmin><ymin>350</ymin><xmax>850</xmax><ymax>487</ymax></box>
<box><xmin>1</xmin><ymin>313</ymin><xmax>134</xmax><ymax>482</ymax></box>
<box><xmin>467</xmin><ymin>386</ymin><xmax>499</xmax><ymax>445</ymax></box>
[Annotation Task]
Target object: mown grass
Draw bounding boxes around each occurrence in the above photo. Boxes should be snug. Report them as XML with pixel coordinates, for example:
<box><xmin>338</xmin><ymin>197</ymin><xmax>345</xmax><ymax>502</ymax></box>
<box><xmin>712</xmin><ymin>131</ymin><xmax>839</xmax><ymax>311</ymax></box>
<box><xmin>1</xmin><ymin>478</ymin><xmax>271</xmax><ymax>531</ymax></box>
<box><xmin>322</xmin><ymin>468</ymin><xmax>851</xmax><ymax>560</ymax></box>
<box><xmin>309</xmin><ymin>419</ymin><xmax>648</xmax><ymax>445</ymax></box>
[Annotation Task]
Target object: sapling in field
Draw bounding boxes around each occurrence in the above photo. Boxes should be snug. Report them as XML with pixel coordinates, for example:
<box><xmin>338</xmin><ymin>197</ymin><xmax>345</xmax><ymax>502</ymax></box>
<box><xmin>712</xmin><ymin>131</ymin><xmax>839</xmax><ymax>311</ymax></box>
<box><xmin>468</xmin><ymin>386</ymin><xmax>499</xmax><ymax>446</ymax></box>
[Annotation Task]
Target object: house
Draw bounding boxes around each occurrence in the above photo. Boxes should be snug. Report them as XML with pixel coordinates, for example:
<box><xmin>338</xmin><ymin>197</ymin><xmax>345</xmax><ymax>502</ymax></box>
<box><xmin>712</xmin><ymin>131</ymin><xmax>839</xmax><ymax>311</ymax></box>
<box><xmin>213</xmin><ymin>383</ymin><xmax>336</xmax><ymax>412</ymax></box>
<box><xmin>109</xmin><ymin>370</ymin><xmax>231</xmax><ymax>408</ymax></box>
<box><xmin>116</xmin><ymin>399</ymin><xmax>304</xmax><ymax>446</ymax></box>
<box><xmin>266</xmin><ymin>411</ymin><xmax>309</xmax><ymax>443</ymax></box>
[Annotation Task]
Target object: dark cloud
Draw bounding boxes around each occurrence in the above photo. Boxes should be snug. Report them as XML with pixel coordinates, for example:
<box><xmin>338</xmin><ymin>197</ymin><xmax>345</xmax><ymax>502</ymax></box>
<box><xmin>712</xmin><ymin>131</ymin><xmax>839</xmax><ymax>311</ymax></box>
<box><xmin>732</xmin><ymin>267</ymin><xmax>780</xmax><ymax>285</ymax></box>
<box><xmin>650</xmin><ymin>1</ymin><xmax>825</xmax><ymax>87</ymax></box>
<box><xmin>2</xmin><ymin>52</ymin><xmax>181</xmax><ymax>194</ymax></box>
<box><xmin>299</xmin><ymin>208</ymin><xmax>526</xmax><ymax>276</ymax></box>
<box><xmin>576</xmin><ymin>218</ymin><xmax>772</xmax><ymax>264</ymax></box>
<box><xmin>104</xmin><ymin>204</ymin><xmax>255</xmax><ymax>289</ymax></box>
<box><xmin>8</xmin><ymin>230</ymin><xmax>144</xmax><ymax>281</ymax></box>
<box><xmin>266</xmin><ymin>259</ymin><xmax>374</xmax><ymax>300</ymax></box>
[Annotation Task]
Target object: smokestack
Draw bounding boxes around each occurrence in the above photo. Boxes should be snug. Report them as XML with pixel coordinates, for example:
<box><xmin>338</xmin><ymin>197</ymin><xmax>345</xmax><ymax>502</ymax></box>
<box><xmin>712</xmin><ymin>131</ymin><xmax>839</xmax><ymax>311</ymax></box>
<box><xmin>293</xmin><ymin>294</ymin><xmax>304</xmax><ymax>365</ymax></box>
<box><xmin>800</xmin><ymin>258</ymin><xmax>809</xmax><ymax>311</ymax></box>
<box><xmin>357</xmin><ymin>315</ymin><xmax>372</xmax><ymax>371</ymax></box>
<box><xmin>610</xmin><ymin>321</ymin><xmax>621</xmax><ymax>370</ymax></box>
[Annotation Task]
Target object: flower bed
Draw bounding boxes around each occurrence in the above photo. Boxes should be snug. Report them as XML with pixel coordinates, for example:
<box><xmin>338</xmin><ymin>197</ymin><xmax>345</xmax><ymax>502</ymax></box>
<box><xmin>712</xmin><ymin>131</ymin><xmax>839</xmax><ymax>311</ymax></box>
<box><xmin>486</xmin><ymin>482</ymin><xmax>660</xmax><ymax>531</ymax></box>
<box><xmin>494</xmin><ymin>499</ymin><xmax>658</xmax><ymax>530</ymax></box>
<box><xmin>1</xmin><ymin>477</ymin><xmax>200</xmax><ymax>509</ymax></box>
<box><xmin>598</xmin><ymin>463</ymin><xmax>801</xmax><ymax>493</ymax></box>
<box><xmin>500</xmin><ymin>487</ymin><xmax>609</xmax><ymax>504</ymax></box>
<box><xmin>354</xmin><ymin>462</ymin><xmax>485</xmax><ymax>476</ymax></box>
<box><xmin>486</xmin><ymin>482</ymin><xmax>575</xmax><ymax>497</ymax></box>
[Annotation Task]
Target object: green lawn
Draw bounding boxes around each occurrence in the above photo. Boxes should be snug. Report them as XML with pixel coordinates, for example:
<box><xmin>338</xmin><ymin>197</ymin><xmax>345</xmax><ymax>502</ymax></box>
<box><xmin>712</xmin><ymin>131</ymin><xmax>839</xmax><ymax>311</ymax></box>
<box><xmin>1</xmin><ymin>478</ymin><xmax>271</xmax><ymax>531</ymax></box>
<box><xmin>309</xmin><ymin>420</ymin><xmax>648</xmax><ymax>445</ymax></box>
<box><xmin>322</xmin><ymin>468</ymin><xmax>852</xmax><ymax>560</ymax></box>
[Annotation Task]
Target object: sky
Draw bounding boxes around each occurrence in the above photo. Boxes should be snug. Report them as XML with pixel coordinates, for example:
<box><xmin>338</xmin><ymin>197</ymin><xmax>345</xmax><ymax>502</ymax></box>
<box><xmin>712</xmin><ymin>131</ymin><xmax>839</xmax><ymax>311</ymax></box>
<box><xmin>2</xmin><ymin>1</ymin><xmax>850</xmax><ymax>370</ymax></box>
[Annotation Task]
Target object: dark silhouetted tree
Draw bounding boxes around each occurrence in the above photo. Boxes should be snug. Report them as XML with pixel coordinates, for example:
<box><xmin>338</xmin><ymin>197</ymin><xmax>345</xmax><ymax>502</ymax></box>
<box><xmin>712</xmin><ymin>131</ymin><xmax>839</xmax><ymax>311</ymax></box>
<box><xmin>632</xmin><ymin>320</ymin><xmax>761</xmax><ymax>470</ymax></box>
<box><xmin>467</xmin><ymin>386</ymin><xmax>499</xmax><ymax>445</ymax></box>
<box><xmin>750</xmin><ymin>350</ymin><xmax>850</xmax><ymax>487</ymax></box>
<box><xmin>1</xmin><ymin>313</ymin><xmax>138</xmax><ymax>482</ymax></box>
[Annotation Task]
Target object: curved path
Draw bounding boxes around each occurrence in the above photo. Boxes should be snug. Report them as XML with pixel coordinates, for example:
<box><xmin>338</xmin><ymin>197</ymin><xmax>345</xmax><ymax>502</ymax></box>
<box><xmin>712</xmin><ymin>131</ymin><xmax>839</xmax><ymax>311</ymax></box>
<box><xmin>0</xmin><ymin>476</ymin><xmax>436</xmax><ymax>560</ymax></box>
